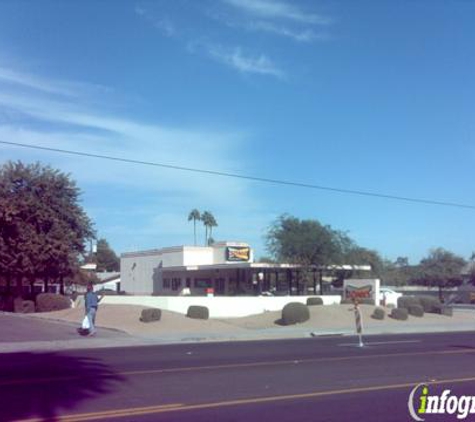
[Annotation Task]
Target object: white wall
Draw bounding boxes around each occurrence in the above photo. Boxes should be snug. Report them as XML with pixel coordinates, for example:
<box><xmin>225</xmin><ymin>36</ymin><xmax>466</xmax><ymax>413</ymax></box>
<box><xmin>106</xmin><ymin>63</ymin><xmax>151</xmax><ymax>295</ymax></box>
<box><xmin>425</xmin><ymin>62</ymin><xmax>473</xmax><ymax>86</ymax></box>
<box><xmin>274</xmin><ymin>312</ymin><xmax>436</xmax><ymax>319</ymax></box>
<box><xmin>102</xmin><ymin>295</ymin><xmax>341</xmax><ymax>318</ymax></box>
<box><xmin>183</xmin><ymin>247</ymin><xmax>213</xmax><ymax>266</ymax></box>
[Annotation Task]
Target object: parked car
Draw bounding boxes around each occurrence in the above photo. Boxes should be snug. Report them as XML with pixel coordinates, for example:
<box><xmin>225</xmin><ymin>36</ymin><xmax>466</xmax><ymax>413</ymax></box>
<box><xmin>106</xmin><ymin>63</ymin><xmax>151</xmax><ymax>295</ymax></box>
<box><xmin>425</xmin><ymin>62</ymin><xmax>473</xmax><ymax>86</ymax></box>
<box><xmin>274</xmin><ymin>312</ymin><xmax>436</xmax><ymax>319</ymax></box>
<box><xmin>379</xmin><ymin>287</ymin><xmax>403</xmax><ymax>307</ymax></box>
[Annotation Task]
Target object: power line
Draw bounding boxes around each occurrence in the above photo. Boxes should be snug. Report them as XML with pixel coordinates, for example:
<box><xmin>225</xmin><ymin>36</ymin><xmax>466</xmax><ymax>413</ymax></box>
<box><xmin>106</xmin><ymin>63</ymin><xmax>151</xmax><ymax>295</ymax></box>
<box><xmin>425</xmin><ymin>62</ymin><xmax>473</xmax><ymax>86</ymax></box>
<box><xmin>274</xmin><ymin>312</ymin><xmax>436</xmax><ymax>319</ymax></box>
<box><xmin>1</xmin><ymin>139</ymin><xmax>474</xmax><ymax>210</ymax></box>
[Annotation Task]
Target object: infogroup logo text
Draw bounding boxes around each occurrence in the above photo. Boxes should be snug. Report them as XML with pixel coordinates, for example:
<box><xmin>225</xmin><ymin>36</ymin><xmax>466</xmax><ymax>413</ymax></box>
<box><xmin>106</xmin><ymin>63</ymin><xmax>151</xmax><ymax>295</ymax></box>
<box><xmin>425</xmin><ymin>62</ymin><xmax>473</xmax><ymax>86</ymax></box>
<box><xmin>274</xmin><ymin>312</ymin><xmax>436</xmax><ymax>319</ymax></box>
<box><xmin>408</xmin><ymin>383</ymin><xmax>475</xmax><ymax>421</ymax></box>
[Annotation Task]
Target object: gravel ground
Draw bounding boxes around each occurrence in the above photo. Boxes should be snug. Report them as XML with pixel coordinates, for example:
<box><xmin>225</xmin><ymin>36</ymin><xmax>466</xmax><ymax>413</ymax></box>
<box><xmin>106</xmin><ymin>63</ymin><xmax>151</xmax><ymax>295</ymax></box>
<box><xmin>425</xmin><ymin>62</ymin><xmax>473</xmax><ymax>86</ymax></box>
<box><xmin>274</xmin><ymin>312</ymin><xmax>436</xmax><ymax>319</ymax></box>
<box><xmin>26</xmin><ymin>304</ymin><xmax>471</xmax><ymax>338</ymax></box>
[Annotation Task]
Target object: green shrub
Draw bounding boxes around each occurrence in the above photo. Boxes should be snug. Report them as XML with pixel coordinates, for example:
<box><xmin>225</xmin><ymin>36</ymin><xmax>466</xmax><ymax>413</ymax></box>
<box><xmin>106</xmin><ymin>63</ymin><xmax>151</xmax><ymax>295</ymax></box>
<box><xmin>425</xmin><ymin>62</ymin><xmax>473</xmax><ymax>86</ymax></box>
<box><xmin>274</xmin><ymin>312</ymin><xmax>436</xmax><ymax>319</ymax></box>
<box><xmin>408</xmin><ymin>304</ymin><xmax>424</xmax><ymax>317</ymax></box>
<box><xmin>418</xmin><ymin>296</ymin><xmax>441</xmax><ymax>313</ymax></box>
<box><xmin>281</xmin><ymin>302</ymin><xmax>310</xmax><ymax>325</ymax></box>
<box><xmin>13</xmin><ymin>297</ymin><xmax>35</xmax><ymax>313</ymax></box>
<box><xmin>391</xmin><ymin>308</ymin><xmax>409</xmax><ymax>321</ymax></box>
<box><xmin>36</xmin><ymin>293</ymin><xmax>71</xmax><ymax>312</ymax></box>
<box><xmin>432</xmin><ymin>304</ymin><xmax>453</xmax><ymax>317</ymax></box>
<box><xmin>341</xmin><ymin>299</ymin><xmax>354</xmax><ymax>305</ymax></box>
<box><xmin>187</xmin><ymin>305</ymin><xmax>209</xmax><ymax>320</ymax></box>
<box><xmin>140</xmin><ymin>308</ymin><xmax>162</xmax><ymax>323</ymax></box>
<box><xmin>397</xmin><ymin>296</ymin><xmax>420</xmax><ymax>309</ymax></box>
<box><xmin>306</xmin><ymin>297</ymin><xmax>323</xmax><ymax>306</ymax></box>
<box><xmin>371</xmin><ymin>307</ymin><xmax>385</xmax><ymax>320</ymax></box>
<box><xmin>360</xmin><ymin>298</ymin><xmax>375</xmax><ymax>305</ymax></box>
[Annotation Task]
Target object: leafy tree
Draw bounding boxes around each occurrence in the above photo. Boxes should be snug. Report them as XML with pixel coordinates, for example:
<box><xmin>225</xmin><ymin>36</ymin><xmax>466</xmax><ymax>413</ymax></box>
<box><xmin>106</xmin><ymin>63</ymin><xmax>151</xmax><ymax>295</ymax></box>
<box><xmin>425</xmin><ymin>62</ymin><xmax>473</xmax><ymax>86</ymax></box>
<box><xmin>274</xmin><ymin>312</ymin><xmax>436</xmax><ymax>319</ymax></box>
<box><xmin>0</xmin><ymin>161</ymin><xmax>94</xmax><ymax>295</ymax></box>
<box><xmin>95</xmin><ymin>238</ymin><xmax>119</xmax><ymax>272</ymax></box>
<box><xmin>343</xmin><ymin>246</ymin><xmax>385</xmax><ymax>277</ymax></box>
<box><xmin>416</xmin><ymin>248</ymin><xmax>466</xmax><ymax>286</ymax></box>
<box><xmin>411</xmin><ymin>248</ymin><xmax>466</xmax><ymax>300</ymax></box>
<box><xmin>266</xmin><ymin>214</ymin><xmax>352</xmax><ymax>266</ymax></box>
<box><xmin>187</xmin><ymin>209</ymin><xmax>201</xmax><ymax>246</ymax></box>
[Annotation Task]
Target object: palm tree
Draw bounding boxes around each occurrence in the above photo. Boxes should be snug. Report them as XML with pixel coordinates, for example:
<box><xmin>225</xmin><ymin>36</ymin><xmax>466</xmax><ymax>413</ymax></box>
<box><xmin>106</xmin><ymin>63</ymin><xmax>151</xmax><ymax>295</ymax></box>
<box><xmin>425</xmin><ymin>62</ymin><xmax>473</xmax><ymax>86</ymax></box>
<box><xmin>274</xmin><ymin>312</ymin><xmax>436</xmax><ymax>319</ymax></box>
<box><xmin>187</xmin><ymin>209</ymin><xmax>201</xmax><ymax>246</ymax></box>
<box><xmin>201</xmin><ymin>211</ymin><xmax>217</xmax><ymax>246</ymax></box>
<box><xmin>208</xmin><ymin>214</ymin><xmax>218</xmax><ymax>244</ymax></box>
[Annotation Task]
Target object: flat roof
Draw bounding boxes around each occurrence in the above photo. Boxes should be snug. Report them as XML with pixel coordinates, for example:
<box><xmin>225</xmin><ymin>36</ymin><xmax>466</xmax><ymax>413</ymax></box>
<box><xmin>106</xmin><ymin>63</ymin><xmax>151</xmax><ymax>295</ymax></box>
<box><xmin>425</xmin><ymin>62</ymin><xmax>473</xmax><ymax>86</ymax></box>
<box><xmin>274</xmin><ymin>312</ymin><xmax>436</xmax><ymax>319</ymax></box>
<box><xmin>160</xmin><ymin>263</ymin><xmax>372</xmax><ymax>272</ymax></box>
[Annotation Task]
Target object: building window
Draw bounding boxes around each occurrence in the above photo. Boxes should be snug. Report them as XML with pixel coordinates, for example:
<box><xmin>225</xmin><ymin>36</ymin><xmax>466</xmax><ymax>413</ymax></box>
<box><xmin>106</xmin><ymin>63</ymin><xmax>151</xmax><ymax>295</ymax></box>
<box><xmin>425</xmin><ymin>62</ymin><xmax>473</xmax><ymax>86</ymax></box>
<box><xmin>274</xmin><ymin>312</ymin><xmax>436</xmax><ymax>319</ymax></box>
<box><xmin>194</xmin><ymin>278</ymin><xmax>210</xmax><ymax>288</ymax></box>
<box><xmin>215</xmin><ymin>278</ymin><xmax>225</xmax><ymax>294</ymax></box>
<box><xmin>163</xmin><ymin>278</ymin><xmax>171</xmax><ymax>289</ymax></box>
<box><xmin>172</xmin><ymin>278</ymin><xmax>181</xmax><ymax>291</ymax></box>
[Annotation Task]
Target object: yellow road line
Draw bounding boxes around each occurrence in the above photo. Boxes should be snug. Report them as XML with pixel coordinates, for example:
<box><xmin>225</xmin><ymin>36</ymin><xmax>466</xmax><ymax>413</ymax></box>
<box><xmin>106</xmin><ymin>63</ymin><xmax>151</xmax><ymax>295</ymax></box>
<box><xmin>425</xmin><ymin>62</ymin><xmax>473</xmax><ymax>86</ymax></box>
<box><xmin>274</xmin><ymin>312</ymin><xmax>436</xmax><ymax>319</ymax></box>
<box><xmin>17</xmin><ymin>375</ymin><xmax>475</xmax><ymax>422</ymax></box>
<box><xmin>3</xmin><ymin>348</ymin><xmax>475</xmax><ymax>387</ymax></box>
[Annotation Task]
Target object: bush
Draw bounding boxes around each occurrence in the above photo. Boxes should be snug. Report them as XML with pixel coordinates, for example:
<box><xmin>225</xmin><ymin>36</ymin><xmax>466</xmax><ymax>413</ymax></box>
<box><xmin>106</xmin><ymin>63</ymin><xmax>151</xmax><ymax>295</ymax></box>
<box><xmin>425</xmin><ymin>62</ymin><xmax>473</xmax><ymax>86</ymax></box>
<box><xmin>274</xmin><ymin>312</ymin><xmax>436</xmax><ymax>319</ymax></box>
<box><xmin>306</xmin><ymin>297</ymin><xmax>323</xmax><ymax>306</ymax></box>
<box><xmin>360</xmin><ymin>298</ymin><xmax>375</xmax><ymax>305</ymax></box>
<box><xmin>36</xmin><ymin>293</ymin><xmax>71</xmax><ymax>312</ymax></box>
<box><xmin>187</xmin><ymin>305</ymin><xmax>209</xmax><ymax>320</ymax></box>
<box><xmin>432</xmin><ymin>304</ymin><xmax>453</xmax><ymax>317</ymax></box>
<box><xmin>391</xmin><ymin>308</ymin><xmax>409</xmax><ymax>321</ymax></box>
<box><xmin>371</xmin><ymin>307</ymin><xmax>385</xmax><ymax>320</ymax></box>
<box><xmin>14</xmin><ymin>299</ymin><xmax>35</xmax><ymax>314</ymax></box>
<box><xmin>397</xmin><ymin>296</ymin><xmax>420</xmax><ymax>309</ymax></box>
<box><xmin>408</xmin><ymin>304</ymin><xmax>424</xmax><ymax>317</ymax></box>
<box><xmin>140</xmin><ymin>308</ymin><xmax>162</xmax><ymax>323</ymax></box>
<box><xmin>281</xmin><ymin>302</ymin><xmax>310</xmax><ymax>326</ymax></box>
<box><xmin>419</xmin><ymin>296</ymin><xmax>442</xmax><ymax>313</ymax></box>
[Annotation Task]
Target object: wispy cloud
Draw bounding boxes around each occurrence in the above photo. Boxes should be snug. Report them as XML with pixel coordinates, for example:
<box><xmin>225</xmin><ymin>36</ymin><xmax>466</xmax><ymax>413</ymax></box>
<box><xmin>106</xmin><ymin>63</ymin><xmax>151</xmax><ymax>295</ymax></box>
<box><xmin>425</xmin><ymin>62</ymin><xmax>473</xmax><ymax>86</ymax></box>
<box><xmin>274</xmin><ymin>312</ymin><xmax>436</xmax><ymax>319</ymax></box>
<box><xmin>135</xmin><ymin>5</ymin><xmax>176</xmax><ymax>37</ymax></box>
<box><xmin>222</xmin><ymin>0</ymin><xmax>330</xmax><ymax>25</ymax></box>
<box><xmin>0</xmin><ymin>66</ymin><xmax>255</xmax><ymax>200</ymax></box>
<box><xmin>206</xmin><ymin>45</ymin><xmax>285</xmax><ymax>79</ymax></box>
<box><xmin>0</xmin><ymin>65</ymin><xmax>271</xmax><ymax>252</ymax></box>
<box><xmin>218</xmin><ymin>19</ymin><xmax>328</xmax><ymax>43</ymax></box>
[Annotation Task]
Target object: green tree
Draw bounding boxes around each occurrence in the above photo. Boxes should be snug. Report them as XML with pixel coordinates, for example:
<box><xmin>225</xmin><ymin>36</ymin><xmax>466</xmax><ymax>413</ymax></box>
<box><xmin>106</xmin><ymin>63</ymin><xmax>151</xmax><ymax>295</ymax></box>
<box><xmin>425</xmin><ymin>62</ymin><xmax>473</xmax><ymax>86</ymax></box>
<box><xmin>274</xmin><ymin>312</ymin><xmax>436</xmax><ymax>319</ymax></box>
<box><xmin>201</xmin><ymin>211</ymin><xmax>217</xmax><ymax>246</ymax></box>
<box><xmin>187</xmin><ymin>209</ymin><xmax>201</xmax><ymax>246</ymax></box>
<box><xmin>412</xmin><ymin>248</ymin><xmax>466</xmax><ymax>299</ymax></box>
<box><xmin>344</xmin><ymin>246</ymin><xmax>385</xmax><ymax>277</ymax></box>
<box><xmin>95</xmin><ymin>238</ymin><xmax>120</xmax><ymax>272</ymax></box>
<box><xmin>0</xmin><ymin>161</ymin><xmax>94</xmax><ymax>295</ymax></box>
<box><xmin>266</xmin><ymin>214</ymin><xmax>352</xmax><ymax>266</ymax></box>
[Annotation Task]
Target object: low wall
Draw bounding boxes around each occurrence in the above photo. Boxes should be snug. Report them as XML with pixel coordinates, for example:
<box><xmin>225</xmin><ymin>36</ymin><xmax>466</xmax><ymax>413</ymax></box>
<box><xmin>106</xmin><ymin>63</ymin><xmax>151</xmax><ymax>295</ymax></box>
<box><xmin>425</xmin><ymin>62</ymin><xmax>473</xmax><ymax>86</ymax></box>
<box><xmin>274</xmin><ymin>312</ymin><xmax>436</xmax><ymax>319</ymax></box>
<box><xmin>102</xmin><ymin>295</ymin><xmax>341</xmax><ymax>318</ymax></box>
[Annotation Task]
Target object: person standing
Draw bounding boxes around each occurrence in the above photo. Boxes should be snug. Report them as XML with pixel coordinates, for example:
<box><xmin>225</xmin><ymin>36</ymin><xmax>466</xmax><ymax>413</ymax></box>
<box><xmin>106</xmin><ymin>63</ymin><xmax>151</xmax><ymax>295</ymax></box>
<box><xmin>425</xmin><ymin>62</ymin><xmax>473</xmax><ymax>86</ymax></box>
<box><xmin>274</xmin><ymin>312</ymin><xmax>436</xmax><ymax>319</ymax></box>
<box><xmin>84</xmin><ymin>282</ymin><xmax>102</xmax><ymax>336</ymax></box>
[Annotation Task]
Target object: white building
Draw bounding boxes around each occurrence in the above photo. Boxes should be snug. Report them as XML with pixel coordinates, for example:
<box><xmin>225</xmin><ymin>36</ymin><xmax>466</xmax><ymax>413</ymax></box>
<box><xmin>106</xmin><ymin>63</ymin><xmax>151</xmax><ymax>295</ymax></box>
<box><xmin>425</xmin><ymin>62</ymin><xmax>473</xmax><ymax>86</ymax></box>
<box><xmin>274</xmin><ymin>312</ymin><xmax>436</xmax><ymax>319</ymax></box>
<box><xmin>121</xmin><ymin>241</ymin><xmax>371</xmax><ymax>296</ymax></box>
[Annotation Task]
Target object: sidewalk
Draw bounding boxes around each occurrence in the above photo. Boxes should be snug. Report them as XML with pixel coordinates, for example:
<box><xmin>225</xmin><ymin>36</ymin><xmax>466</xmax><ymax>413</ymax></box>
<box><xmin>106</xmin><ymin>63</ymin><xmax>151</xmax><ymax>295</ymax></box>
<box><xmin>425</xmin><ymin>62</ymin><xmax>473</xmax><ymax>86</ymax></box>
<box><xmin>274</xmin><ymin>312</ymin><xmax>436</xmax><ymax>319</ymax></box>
<box><xmin>1</xmin><ymin>305</ymin><xmax>474</xmax><ymax>353</ymax></box>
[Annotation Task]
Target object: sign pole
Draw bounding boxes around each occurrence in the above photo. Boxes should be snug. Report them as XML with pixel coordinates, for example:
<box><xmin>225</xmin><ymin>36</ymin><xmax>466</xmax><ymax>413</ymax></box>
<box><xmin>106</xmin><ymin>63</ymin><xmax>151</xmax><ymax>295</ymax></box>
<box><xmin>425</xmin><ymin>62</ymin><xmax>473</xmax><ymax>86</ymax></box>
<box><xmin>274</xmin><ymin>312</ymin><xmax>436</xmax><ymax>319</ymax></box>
<box><xmin>353</xmin><ymin>299</ymin><xmax>364</xmax><ymax>347</ymax></box>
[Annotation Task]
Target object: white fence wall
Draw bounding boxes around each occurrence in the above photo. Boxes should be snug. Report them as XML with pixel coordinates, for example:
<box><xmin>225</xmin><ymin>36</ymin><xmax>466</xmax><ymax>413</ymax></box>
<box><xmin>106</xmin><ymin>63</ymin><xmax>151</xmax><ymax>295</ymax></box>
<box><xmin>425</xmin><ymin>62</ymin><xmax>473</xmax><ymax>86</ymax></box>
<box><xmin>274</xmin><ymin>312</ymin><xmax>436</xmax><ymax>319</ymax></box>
<box><xmin>102</xmin><ymin>295</ymin><xmax>341</xmax><ymax>318</ymax></box>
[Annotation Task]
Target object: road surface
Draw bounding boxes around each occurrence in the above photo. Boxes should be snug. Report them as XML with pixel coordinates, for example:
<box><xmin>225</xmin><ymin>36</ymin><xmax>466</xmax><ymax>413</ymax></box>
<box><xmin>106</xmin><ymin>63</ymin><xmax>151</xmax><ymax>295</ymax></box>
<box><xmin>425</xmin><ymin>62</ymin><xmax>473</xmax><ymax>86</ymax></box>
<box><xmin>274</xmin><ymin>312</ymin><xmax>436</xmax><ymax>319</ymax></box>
<box><xmin>2</xmin><ymin>331</ymin><xmax>475</xmax><ymax>421</ymax></box>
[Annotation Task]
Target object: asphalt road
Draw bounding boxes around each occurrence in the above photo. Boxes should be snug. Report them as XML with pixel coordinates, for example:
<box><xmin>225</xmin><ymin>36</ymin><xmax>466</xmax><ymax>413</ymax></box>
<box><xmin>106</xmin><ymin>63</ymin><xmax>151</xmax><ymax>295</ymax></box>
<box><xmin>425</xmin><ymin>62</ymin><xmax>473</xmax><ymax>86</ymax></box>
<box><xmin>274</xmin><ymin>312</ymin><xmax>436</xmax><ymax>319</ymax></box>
<box><xmin>2</xmin><ymin>331</ymin><xmax>475</xmax><ymax>422</ymax></box>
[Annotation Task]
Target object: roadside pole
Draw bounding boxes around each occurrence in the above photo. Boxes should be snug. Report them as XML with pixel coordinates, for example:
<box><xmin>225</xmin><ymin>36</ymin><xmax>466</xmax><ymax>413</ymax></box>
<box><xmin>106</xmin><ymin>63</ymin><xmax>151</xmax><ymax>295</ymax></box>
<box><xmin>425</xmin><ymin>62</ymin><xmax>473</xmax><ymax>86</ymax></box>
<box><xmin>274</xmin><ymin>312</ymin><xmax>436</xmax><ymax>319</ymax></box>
<box><xmin>353</xmin><ymin>299</ymin><xmax>364</xmax><ymax>347</ymax></box>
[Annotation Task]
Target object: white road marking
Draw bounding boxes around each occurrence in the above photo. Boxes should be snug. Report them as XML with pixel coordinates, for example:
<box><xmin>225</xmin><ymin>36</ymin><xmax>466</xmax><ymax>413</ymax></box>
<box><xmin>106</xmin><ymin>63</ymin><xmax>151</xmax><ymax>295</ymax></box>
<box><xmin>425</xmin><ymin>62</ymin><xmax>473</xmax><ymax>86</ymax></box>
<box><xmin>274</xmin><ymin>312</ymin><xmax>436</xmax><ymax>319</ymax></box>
<box><xmin>338</xmin><ymin>340</ymin><xmax>421</xmax><ymax>347</ymax></box>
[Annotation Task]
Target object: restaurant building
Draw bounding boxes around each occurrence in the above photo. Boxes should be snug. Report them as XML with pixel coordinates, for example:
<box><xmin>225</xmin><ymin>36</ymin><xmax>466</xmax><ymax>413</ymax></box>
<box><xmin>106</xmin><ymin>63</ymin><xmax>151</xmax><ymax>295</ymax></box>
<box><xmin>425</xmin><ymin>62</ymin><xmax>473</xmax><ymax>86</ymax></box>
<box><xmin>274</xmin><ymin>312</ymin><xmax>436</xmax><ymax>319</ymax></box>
<box><xmin>120</xmin><ymin>241</ymin><xmax>371</xmax><ymax>296</ymax></box>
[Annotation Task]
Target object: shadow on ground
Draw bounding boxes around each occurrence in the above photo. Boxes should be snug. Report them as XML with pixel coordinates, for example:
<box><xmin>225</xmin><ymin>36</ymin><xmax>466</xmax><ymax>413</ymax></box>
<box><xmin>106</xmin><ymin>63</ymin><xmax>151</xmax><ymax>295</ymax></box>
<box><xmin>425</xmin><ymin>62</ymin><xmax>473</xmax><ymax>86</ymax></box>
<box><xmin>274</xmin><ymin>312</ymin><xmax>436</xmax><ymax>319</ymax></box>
<box><xmin>0</xmin><ymin>351</ymin><xmax>126</xmax><ymax>421</ymax></box>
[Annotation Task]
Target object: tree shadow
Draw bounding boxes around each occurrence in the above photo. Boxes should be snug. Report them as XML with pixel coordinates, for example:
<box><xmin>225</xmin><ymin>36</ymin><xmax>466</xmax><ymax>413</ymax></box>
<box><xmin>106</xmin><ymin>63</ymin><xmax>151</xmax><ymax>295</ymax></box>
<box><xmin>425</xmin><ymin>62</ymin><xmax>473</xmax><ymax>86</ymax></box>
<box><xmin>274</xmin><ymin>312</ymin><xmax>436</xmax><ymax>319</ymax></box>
<box><xmin>0</xmin><ymin>351</ymin><xmax>126</xmax><ymax>421</ymax></box>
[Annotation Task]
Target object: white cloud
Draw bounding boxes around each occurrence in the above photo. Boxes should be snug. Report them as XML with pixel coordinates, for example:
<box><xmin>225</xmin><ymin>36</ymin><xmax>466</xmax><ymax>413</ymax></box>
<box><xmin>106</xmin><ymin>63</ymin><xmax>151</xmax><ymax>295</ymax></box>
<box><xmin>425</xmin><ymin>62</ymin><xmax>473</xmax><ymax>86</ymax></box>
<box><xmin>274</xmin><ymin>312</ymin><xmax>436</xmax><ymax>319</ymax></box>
<box><xmin>135</xmin><ymin>5</ymin><xmax>176</xmax><ymax>37</ymax></box>
<box><xmin>0</xmin><ymin>67</ymin><xmax>258</xmax><ymax>203</ymax></box>
<box><xmin>207</xmin><ymin>46</ymin><xmax>285</xmax><ymax>78</ymax></box>
<box><xmin>222</xmin><ymin>0</ymin><xmax>330</xmax><ymax>25</ymax></box>
<box><xmin>0</xmin><ymin>66</ymin><xmax>113</xmax><ymax>100</ymax></box>
<box><xmin>247</xmin><ymin>21</ymin><xmax>327</xmax><ymax>42</ymax></box>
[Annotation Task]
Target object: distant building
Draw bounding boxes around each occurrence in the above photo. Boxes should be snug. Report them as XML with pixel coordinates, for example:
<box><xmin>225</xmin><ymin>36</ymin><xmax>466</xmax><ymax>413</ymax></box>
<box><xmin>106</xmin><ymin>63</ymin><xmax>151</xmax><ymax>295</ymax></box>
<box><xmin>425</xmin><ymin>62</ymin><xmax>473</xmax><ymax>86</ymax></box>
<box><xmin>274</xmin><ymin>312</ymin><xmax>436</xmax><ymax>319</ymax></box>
<box><xmin>120</xmin><ymin>241</ymin><xmax>371</xmax><ymax>296</ymax></box>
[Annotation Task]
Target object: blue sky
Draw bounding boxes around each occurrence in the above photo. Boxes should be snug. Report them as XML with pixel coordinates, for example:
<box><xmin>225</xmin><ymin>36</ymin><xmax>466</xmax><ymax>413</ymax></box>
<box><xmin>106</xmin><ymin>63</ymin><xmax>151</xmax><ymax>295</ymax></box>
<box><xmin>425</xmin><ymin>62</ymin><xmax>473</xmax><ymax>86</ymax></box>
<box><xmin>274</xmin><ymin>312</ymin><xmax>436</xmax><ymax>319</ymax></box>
<box><xmin>0</xmin><ymin>0</ymin><xmax>474</xmax><ymax>264</ymax></box>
